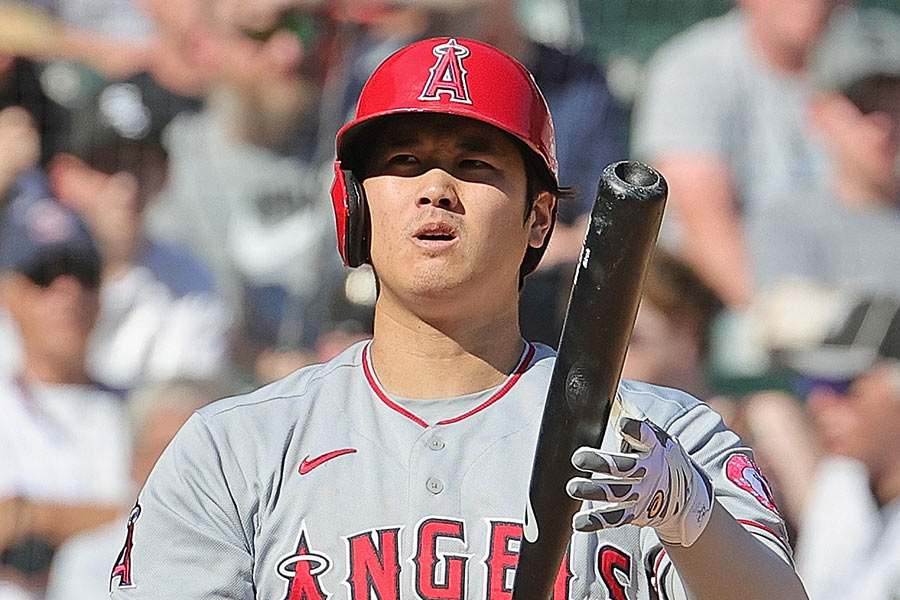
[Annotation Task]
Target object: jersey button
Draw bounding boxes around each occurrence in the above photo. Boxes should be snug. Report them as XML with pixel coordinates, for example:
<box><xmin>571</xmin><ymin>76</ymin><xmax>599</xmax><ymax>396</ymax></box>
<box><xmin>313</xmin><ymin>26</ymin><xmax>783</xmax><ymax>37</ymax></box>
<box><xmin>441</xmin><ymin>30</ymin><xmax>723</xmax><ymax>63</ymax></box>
<box><xmin>426</xmin><ymin>477</ymin><xmax>444</xmax><ymax>495</ymax></box>
<box><xmin>428</xmin><ymin>437</ymin><xmax>445</xmax><ymax>451</ymax></box>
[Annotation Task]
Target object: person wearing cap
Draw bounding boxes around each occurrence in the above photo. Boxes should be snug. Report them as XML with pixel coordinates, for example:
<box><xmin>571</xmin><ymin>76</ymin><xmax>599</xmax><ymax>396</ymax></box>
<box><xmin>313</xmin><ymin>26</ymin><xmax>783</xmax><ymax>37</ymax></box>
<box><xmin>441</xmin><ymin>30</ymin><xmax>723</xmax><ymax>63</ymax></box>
<box><xmin>750</xmin><ymin>7</ymin><xmax>900</xmax><ymax>298</ymax></box>
<box><xmin>109</xmin><ymin>38</ymin><xmax>806</xmax><ymax>600</ymax></box>
<box><xmin>778</xmin><ymin>295</ymin><xmax>900</xmax><ymax>600</ymax></box>
<box><xmin>0</xmin><ymin>190</ymin><xmax>131</xmax><ymax>599</ymax></box>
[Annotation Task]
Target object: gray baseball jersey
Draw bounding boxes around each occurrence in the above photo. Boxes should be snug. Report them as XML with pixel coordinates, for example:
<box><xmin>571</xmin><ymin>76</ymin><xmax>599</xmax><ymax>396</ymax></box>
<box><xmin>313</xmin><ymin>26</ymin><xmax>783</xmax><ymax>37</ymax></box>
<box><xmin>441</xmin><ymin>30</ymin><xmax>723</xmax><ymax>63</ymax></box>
<box><xmin>109</xmin><ymin>341</ymin><xmax>791</xmax><ymax>599</ymax></box>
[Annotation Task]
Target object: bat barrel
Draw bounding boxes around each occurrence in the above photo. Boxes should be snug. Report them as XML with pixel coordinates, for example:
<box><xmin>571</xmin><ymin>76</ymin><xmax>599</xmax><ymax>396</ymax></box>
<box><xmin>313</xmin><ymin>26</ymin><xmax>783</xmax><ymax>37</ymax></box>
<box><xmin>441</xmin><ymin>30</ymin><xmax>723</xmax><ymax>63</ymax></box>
<box><xmin>511</xmin><ymin>161</ymin><xmax>667</xmax><ymax>600</ymax></box>
<box><xmin>560</xmin><ymin>161</ymin><xmax>667</xmax><ymax>433</ymax></box>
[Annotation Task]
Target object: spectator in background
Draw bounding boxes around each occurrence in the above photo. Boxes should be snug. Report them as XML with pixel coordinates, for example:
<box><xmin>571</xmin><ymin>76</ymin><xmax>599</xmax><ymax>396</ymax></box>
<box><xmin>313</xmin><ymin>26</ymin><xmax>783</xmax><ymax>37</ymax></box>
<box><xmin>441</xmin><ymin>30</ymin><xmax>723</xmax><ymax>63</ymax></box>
<box><xmin>622</xmin><ymin>248</ymin><xmax>723</xmax><ymax>399</ymax></box>
<box><xmin>0</xmin><ymin>49</ymin><xmax>61</xmax><ymax>203</ymax></box>
<box><xmin>144</xmin><ymin>0</ymin><xmax>352</xmax><ymax>382</ymax></box>
<box><xmin>0</xmin><ymin>46</ymin><xmax>71</xmax><ymax>168</ymax></box>
<box><xmin>0</xmin><ymin>107</ymin><xmax>40</xmax><ymax>204</ymax></box>
<box><xmin>631</xmin><ymin>0</ymin><xmax>840</xmax><ymax>307</ymax></box>
<box><xmin>783</xmin><ymin>296</ymin><xmax>900</xmax><ymax>600</ymax></box>
<box><xmin>0</xmin><ymin>193</ymin><xmax>129</xmax><ymax>600</ymax></box>
<box><xmin>45</xmin><ymin>378</ymin><xmax>231</xmax><ymax>600</ymax></box>
<box><xmin>751</xmin><ymin>7</ymin><xmax>900</xmax><ymax>297</ymax></box>
<box><xmin>45</xmin><ymin>76</ymin><xmax>230</xmax><ymax>391</ymax></box>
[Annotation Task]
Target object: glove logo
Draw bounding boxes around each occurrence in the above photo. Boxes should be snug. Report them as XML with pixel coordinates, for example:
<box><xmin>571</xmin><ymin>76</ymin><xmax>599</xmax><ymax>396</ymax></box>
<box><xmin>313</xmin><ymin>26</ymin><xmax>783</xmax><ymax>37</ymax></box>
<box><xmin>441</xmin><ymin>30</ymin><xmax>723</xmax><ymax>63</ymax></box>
<box><xmin>647</xmin><ymin>490</ymin><xmax>665</xmax><ymax>519</ymax></box>
<box><xmin>725</xmin><ymin>453</ymin><xmax>780</xmax><ymax>515</ymax></box>
<box><xmin>418</xmin><ymin>39</ymin><xmax>473</xmax><ymax>105</ymax></box>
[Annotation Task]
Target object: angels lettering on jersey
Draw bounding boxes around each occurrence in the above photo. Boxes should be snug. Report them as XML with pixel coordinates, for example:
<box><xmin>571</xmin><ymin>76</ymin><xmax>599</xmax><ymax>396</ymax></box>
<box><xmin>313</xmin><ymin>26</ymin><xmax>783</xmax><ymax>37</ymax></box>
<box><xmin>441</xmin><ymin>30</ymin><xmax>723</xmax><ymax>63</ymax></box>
<box><xmin>273</xmin><ymin>519</ymin><xmax>574</xmax><ymax>600</ymax></box>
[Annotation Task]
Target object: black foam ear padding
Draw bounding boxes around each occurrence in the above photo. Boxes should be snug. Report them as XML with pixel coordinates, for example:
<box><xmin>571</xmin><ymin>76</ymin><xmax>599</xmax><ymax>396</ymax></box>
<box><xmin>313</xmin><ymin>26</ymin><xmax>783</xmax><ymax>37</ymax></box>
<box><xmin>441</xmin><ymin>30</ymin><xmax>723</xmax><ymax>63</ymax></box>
<box><xmin>342</xmin><ymin>169</ymin><xmax>370</xmax><ymax>268</ymax></box>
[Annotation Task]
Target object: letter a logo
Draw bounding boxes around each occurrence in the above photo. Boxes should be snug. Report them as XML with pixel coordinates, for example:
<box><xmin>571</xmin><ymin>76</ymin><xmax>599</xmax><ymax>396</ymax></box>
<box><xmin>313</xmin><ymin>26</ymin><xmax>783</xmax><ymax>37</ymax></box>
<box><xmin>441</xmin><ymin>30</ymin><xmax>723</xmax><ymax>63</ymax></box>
<box><xmin>418</xmin><ymin>38</ymin><xmax>473</xmax><ymax>104</ymax></box>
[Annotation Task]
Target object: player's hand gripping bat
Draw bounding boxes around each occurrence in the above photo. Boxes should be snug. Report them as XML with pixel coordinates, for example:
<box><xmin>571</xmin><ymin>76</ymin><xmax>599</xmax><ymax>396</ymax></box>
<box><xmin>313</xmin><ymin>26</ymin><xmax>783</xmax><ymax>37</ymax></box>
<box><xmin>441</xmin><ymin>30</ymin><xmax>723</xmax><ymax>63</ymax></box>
<box><xmin>511</xmin><ymin>161</ymin><xmax>667</xmax><ymax>600</ymax></box>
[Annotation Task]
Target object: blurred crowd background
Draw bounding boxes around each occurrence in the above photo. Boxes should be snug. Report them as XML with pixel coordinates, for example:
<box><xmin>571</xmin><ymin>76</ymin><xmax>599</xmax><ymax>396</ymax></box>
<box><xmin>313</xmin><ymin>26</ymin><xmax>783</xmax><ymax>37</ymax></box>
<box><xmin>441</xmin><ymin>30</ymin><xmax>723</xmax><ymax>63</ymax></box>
<box><xmin>1</xmin><ymin>0</ymin><xmax>900</xmax><ymax>598</ymax></box>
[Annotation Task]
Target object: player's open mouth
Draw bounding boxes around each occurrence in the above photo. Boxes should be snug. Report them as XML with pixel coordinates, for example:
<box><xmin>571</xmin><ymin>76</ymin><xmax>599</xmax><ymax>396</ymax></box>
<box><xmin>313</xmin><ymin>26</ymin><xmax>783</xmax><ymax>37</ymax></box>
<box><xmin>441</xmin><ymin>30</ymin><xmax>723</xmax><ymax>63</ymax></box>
<box><xmin>413</xmin><ymin>223</ymin><xmax>458</xmax><ymax>247</ymax></box>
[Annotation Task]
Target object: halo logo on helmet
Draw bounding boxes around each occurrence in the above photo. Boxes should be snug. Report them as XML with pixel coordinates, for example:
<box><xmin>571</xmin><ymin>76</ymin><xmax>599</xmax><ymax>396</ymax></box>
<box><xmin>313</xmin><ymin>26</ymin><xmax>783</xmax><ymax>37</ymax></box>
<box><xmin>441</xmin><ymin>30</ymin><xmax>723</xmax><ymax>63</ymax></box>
<box><xmin>418</xmin><ymin>38</ymin><xmax>472</xmax><ymax>104</ymax></box>
<box><xmin>331</xmin><ymin>37</ymin><xmax>559</xmax><ymax>270</ymax></box>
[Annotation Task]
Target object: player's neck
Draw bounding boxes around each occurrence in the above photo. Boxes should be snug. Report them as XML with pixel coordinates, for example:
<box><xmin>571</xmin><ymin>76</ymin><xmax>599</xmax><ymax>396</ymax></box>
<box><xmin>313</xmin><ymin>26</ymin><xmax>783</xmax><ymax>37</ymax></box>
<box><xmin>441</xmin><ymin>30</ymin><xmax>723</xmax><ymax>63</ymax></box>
<box><xmin>369</xmin><ymin>293</ymin><xmax>526</xmax><ymax>399</ymax></box>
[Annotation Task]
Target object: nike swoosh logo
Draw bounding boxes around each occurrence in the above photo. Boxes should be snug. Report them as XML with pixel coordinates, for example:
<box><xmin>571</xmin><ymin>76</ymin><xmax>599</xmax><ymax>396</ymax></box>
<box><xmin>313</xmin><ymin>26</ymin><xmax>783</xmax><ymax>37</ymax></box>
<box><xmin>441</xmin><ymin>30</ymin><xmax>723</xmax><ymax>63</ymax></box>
<box><xmin>299</xmin><ymin>448</ymin><xmax>357</xmax><ymax>475</ymax></box>
<box><xmin>523</xmin><ymin>495</ymin><xmax>539</xmax><ymax>543</ymax></box>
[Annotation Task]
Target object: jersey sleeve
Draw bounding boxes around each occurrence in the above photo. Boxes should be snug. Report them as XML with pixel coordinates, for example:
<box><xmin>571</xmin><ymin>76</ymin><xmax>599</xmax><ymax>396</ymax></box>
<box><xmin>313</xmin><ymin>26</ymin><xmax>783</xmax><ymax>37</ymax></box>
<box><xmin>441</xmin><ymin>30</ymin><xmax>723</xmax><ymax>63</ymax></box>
<box><xmin>109</xmin><ymin>412</ymin><xmax>254</xmax><ymax>600</ymax></box>
<box><xmin>645</xmin><ymin>400</ymin><xmax>793</xmax><ymax>599</ymax></box>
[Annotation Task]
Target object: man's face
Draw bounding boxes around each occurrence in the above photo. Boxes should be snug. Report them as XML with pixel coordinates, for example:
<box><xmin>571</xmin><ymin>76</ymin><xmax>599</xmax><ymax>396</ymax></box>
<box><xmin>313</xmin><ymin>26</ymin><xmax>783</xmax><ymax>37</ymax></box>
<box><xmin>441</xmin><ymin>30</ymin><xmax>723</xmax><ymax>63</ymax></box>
<box><xmin>0</xmin><ymin>260</ymin><xmax>100</xmax><ymax>370</ymax></box>
<box><xmin>807</xmin><ymin>365</ymin><xmax>900</xmax><ymax>468</ymax></box>
<box><xmin>848</xmin><ymin>80</ymin><xmax>900</xmax><ymax>194</ymax></box>
<box><xmin>361</xmin><ymin>114</ymin><xmax>553</xmax><ymax>312</ymax></box>
<box><xmin>741</xmin><ymin>0</ymin><xmax>839</xmax><ymax>58</ymax></box>
<box><xmin>812</xmin><ymin>79</ymin><xmax>900</xmax><ymax>202</ymax></box>
<box><xmin>206</xmin><ymin>2</ymin><xmax>325</xmax><ymax>132</ymax></box>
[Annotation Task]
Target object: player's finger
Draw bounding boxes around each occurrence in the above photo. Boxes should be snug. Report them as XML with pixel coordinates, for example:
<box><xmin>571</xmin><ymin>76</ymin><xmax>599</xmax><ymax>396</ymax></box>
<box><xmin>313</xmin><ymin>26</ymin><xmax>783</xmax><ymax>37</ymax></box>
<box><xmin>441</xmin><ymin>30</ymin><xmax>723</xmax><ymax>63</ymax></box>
<box><xmin>619</xmin><ymin>417</ymin><xmax>660</xmax><ymax>453</ymax></box>
<box><xmin>571</xmin><ymin>446</ymin><xmax>644</xmax><ymax>475</ymax></box>
<box><xmin>566</xmin><ymin>476</ymin><xmax>641</xmax><ymax>502</ymax></box>
<box><xmin>572</xmin><ymin>502</ymin><xmax>638</xmax><ymax>532</ymax></box>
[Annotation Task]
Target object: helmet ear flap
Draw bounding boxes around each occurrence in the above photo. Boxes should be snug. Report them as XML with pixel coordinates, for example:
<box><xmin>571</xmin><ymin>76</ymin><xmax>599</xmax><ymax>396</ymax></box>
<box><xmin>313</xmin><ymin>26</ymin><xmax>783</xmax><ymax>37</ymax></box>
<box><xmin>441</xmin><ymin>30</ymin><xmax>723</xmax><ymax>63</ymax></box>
<box><xmin>331</xmin><ymin>163</ymin><xmax>371</xmax><ymax>268</ymax></box>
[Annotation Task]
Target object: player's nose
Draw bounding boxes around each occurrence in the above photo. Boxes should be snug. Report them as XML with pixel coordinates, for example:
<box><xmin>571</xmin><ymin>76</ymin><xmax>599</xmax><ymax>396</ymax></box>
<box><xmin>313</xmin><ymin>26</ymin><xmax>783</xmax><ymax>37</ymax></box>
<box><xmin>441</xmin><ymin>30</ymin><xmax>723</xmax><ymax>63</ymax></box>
<box><xmin>416</xmin><ymin>168</ymin><xmax>460</xmax><ymax>211</ymax></box>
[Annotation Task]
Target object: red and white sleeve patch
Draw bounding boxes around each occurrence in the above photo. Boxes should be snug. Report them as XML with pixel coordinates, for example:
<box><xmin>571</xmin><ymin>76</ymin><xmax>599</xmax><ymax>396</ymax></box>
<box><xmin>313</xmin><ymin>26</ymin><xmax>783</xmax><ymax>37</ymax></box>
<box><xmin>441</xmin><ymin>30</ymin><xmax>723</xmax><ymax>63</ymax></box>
<box><xmin>725</xmin><ymin>452</ymin><xmax>781</xmax><ymax>515</ymax></box>
<box><xmin>110</xmin><ymin>503</ymin><xmax>141</xmax><ymax>590</ymax></box>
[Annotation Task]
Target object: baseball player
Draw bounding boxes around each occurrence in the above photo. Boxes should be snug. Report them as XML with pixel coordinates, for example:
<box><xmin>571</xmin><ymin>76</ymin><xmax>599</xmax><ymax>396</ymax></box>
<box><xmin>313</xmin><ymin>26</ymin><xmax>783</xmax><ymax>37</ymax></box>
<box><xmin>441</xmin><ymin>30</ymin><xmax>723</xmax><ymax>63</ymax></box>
<box><xmin>109</xmin><ymin>38</ymin><xmax>807</xmax><ymax>600</ymax></box>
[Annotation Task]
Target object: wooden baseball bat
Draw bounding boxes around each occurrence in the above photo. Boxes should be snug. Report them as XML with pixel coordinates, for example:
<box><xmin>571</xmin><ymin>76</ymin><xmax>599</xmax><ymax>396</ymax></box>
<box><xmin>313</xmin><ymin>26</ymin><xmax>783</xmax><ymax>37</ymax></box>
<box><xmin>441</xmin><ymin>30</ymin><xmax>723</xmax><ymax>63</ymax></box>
<box><xmin>511</xmin><ymin>160</ymin><xmax>667</xmax><ymax>599</ymax></box>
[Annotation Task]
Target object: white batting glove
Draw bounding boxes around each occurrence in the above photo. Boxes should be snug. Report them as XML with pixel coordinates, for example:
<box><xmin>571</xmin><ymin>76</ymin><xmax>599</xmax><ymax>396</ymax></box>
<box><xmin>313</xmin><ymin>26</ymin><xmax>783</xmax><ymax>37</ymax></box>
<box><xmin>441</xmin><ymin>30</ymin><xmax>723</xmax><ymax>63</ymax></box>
<box><xmin>566</xmin><ymin>417</ymin><xmax>713</xmax><ymax>547</ymax></box>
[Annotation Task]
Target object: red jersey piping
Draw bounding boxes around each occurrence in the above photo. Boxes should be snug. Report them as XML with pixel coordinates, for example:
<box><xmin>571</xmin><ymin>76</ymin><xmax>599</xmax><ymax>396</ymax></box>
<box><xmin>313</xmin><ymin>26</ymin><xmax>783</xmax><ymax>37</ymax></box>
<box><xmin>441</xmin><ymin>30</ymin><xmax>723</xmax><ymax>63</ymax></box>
<box><xmin>436</xmin><ymin>343</ymin><xmax>535</xmax><ymax>425</ymax></box>
<box><xmin>652</xmin><ymin>548</ymin><xmax>669</xmax><ymax>595</ymax></box>
<box><xmin>737</xmin><ymin>519</ymin><xmax>792</xmax><ymax>555</ymax></box>
<box><xmin>361</xmin><ymin>342</ymin><xmax>536</xmax><ymax>428</ymax></box>
<box><xmin>362</xmin><ymin>344</ymin><xmax>429</xmax><ymax>428</ymax></box>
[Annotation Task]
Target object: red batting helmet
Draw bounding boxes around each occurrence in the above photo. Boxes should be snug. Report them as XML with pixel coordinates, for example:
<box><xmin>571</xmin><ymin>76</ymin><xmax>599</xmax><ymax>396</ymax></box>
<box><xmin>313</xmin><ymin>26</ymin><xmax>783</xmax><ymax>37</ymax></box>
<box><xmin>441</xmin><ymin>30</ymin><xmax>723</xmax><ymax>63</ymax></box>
<box><xmin>330</xmin><ymin>36</ymin><xmax>558</xmax><ymax>270</ymax></box>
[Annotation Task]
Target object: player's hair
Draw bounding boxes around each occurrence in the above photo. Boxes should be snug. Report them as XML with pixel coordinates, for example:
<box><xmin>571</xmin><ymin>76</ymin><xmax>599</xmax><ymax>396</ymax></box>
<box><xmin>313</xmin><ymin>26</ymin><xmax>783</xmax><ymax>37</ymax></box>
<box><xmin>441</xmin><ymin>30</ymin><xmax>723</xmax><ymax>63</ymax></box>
<box><xmin>518</xmin><ymin>138</ymin><xmax>575</xmax><ymax>220</ymax></box>
<box><xmin>518</xmin><ymin>140</ymin><xmax>573</xmax><ymax>286</ymax></box>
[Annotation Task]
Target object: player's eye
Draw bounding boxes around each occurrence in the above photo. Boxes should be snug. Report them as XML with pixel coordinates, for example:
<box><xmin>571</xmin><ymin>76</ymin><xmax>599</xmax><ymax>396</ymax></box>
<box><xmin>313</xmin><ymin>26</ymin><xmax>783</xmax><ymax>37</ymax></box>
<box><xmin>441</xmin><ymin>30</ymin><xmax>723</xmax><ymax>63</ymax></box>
<box><xmin>460</xmin><ymin>158</ymin><xmax>493</xmax><ymax>169</ymax></box>
<box><xmin>387</xmin><ymin>154</ymin><xmax>418</xmax><ymax>165</ymax></box>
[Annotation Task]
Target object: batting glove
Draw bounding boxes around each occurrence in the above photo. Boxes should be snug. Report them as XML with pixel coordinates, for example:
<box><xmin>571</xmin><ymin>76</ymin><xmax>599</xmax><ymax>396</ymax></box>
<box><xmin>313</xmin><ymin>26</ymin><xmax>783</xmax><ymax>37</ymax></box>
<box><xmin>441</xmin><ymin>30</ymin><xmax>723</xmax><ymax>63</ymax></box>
<box><xmin>566</xmin><ymin>417</ymin><xmax>713</xmax><ymax>547</ymax></box>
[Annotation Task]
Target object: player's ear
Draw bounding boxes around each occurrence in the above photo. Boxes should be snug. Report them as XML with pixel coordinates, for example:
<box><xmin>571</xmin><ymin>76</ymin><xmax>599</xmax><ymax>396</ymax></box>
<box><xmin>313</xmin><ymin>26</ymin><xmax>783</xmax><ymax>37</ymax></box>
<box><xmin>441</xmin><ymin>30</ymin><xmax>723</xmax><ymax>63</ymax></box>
<box><xmin>527</xmin><ymin>191</ymin><xmax>556</xmax><ymax>249</ymax></box>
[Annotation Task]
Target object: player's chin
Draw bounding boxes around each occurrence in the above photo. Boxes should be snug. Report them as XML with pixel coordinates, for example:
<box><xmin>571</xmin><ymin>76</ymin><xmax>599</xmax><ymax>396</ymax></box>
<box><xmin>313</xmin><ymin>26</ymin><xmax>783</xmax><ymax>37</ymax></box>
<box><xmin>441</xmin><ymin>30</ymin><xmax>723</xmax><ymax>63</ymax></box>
<box><xmin>406</xmin><ymin>266</ymin><xmax>470</xmax><ymax>297</ymax></box>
